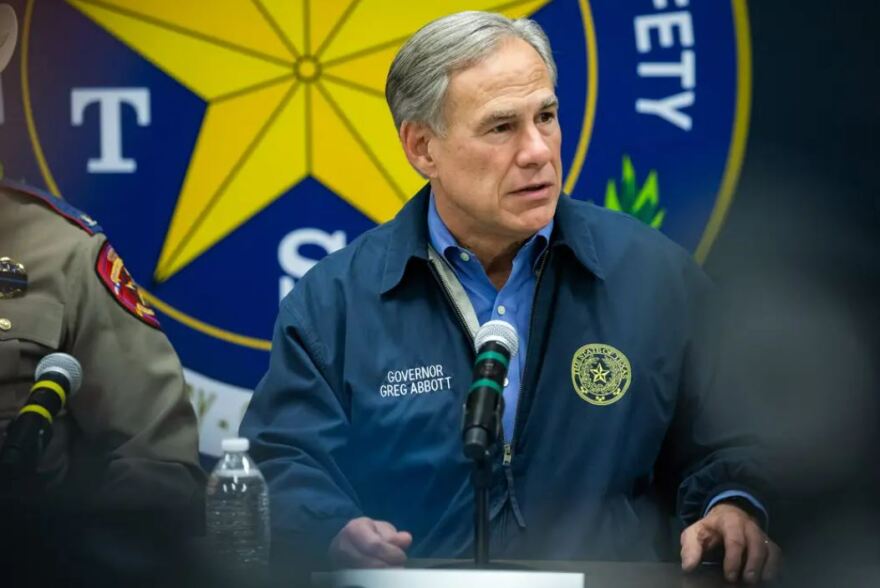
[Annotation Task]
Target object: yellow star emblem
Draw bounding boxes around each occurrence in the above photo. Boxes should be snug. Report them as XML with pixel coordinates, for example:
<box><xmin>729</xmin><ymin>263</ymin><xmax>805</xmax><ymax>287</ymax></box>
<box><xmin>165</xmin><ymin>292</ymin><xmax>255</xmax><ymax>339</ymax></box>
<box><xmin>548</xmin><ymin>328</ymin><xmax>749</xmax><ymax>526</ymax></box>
<box><xmin>68</xmin><ymin>0</ymin><xmax>551</xmax><ymax>281</ymax></box>
<box><xmin>590</xmin><ymin>361</ymin><xmax>609</xmax><ymax>384</ymax></box>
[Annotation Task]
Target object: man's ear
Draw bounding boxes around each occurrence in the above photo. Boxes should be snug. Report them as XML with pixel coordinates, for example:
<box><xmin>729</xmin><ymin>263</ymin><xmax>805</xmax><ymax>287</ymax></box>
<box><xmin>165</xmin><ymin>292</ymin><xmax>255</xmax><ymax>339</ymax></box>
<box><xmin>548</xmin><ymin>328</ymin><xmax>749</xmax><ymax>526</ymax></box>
<box><xmin>400</xmin><ymin>121</ymin><xmax>439</xmax><ymax>179</ymax></box>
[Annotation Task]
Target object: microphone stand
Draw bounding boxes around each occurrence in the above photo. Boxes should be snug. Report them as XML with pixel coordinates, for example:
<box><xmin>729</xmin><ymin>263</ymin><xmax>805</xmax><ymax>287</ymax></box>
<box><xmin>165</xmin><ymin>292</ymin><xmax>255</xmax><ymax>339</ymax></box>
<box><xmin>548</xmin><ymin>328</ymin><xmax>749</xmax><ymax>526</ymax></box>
<box><xmin>436</xmin><ymin>441</ymin><xmax>530</xmax><ymax>570</ymax></box>
<box><xmin>458</xmin><ymin>323</ymin><xmax>522</xmax><ymax>570</ymax></box>
<box><xmin>471</xmin><ymin>455</ymin><xmax>492</xmax><ymax>567</ymax></box>
<box><xmin>461</xmin><ymin>445</ymin><xmax>528</xmax><ymax>570</ymax></box>
<box><xmin>0</xmin><ymin>466</ymin><xmax>54</xmax><ymax>577</ymax></box>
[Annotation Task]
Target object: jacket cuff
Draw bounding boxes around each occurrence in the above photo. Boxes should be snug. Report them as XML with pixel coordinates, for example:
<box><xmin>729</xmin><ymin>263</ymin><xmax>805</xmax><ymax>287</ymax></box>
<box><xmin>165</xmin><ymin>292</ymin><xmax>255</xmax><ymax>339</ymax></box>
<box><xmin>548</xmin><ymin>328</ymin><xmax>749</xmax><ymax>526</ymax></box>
<box><xmin>703</xmin><ymin>487</ymin><xmax>769</xmax><ymax>530</ymax></box>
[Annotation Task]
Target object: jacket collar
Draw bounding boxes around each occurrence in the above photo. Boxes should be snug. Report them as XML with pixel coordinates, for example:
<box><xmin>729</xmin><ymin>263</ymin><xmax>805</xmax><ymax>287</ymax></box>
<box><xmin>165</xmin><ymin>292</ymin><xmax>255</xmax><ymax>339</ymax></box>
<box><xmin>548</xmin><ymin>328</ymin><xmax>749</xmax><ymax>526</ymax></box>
<box><xmin>551</xmin><ymin>195</ymin><xmax>605</xmax><ymax>280</ymax></box>
<box><xmin>380</xmin><ymin>183</ymin><xmax>433</xmax><ymax>294</ymax></box>
<box><xmin>380</xmin><ymin>187</ymin><xmax>604</xmax><ymax>295</ymax></box>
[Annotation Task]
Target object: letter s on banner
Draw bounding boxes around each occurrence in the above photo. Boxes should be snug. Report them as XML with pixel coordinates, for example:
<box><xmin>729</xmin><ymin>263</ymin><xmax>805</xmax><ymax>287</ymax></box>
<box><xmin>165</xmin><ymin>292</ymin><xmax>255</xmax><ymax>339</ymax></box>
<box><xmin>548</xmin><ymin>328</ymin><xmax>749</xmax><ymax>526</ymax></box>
<box><xmin>278</xmin><ymin>228</ymin><xmax>347</xmax><ymax>301</ymax></box>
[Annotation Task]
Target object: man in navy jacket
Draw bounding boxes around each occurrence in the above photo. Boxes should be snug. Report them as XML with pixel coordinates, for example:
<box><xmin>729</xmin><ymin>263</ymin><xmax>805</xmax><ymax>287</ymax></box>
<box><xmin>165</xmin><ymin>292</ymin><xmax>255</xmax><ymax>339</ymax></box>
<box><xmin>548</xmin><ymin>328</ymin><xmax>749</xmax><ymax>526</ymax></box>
<box><xmin>241</xmin><ymin>11</ymin><xmax>780</xmax><ymax>584</ymax></box>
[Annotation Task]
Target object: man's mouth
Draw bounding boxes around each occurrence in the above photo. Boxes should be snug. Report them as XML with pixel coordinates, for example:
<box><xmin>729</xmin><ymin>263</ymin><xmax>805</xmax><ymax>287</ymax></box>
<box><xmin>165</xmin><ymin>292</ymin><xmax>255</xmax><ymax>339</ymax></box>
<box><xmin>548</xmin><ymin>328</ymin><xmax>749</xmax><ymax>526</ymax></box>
<box><xmin>512</xmin><ymin>182</ymin><xmax>554</xmax><ymax>195</ymax></box>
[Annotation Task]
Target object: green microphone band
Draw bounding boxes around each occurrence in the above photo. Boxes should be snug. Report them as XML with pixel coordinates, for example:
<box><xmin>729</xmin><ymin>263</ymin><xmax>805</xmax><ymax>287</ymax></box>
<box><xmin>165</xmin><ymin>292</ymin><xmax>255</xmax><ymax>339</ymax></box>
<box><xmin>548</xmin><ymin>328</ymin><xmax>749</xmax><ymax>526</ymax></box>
<box><xmin>468</xmin><ymin>378</ymin><xmax>503</xmax><ymax>394</ymax></box>
<box><xmin>475</xmin><ymin>350</ymin><xmax>509</xmax><ymax>369</ymax></box>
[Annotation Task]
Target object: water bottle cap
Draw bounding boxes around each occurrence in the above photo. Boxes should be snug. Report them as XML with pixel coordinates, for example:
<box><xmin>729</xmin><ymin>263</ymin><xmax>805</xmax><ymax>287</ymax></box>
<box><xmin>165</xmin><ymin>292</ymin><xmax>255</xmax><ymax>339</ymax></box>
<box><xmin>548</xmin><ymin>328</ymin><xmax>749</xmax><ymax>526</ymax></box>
<box><xmin>221</xmin><ymin>437</ymin><xmax>249</xmax><ymax>453</ymax></box>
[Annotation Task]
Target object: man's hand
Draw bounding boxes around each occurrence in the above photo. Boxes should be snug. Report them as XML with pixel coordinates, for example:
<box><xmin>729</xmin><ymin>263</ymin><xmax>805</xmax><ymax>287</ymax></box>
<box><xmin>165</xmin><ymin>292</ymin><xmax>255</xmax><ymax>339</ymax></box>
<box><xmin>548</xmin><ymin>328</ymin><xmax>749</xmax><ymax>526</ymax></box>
<box><xmin>681</xmin><ymin>503</ymin><xmax>782</xmax><ymax>584</ymax></box>
<box><xmin>329</xmin><ymin>517</ymin><xmax>413</xmax><ymax>569</ymax></box>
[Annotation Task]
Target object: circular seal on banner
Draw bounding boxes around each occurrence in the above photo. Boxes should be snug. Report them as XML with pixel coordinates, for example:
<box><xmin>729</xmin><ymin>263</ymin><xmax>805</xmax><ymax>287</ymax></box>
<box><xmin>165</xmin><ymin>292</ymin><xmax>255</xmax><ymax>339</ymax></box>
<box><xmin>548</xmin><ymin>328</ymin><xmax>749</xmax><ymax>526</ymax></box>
<box><xmin>6</xmin><ymin>0</ymin><xmax>750</xmax><ymax>453</ymax></box>
<box><xmin>571</xmin><ymin>343</ymin><xmax>631</xmax><ymax>406</ymax></box>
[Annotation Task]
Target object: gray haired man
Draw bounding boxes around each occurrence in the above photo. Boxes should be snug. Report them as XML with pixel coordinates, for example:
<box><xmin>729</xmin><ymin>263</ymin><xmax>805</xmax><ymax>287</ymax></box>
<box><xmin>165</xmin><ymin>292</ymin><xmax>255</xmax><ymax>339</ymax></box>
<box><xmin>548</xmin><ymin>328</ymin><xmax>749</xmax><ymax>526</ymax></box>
<box><xmin>243</xmin><ymin>11</ymin><xmax>780</xmax><ymax>583</ymax></box>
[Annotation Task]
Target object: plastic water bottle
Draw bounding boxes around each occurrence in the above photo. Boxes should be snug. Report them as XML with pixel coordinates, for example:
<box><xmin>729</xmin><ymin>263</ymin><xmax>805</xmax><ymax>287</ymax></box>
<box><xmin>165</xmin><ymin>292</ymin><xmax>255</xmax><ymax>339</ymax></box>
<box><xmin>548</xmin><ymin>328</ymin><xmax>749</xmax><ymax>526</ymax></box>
<box><xmin>206</xmin><ymin>438</ymin><xmax>271</xmax><ymax>569</ymax></box>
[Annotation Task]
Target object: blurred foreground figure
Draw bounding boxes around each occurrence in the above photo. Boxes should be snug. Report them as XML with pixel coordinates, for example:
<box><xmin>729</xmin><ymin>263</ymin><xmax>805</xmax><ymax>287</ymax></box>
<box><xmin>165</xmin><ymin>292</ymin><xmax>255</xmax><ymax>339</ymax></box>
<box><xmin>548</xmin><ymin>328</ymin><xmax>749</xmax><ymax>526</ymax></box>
<box><xmin>242</xmin><ymin>10</ymin><xmax>780</xmax><ymax>584</ymax></box>
<box><xmin>0</xmin><ymin>5</ymin><xmax>204</xmax><ymax>580</ymax></box>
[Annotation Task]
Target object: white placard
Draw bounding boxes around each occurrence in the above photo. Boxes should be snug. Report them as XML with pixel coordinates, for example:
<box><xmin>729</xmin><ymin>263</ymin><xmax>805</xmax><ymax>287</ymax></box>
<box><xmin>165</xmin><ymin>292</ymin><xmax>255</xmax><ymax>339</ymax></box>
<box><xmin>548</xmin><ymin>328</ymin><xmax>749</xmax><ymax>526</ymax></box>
<box><xmin>317</xmin><ymin>568</ymin><xmax>585</xmax><ymax>588</ymax></box>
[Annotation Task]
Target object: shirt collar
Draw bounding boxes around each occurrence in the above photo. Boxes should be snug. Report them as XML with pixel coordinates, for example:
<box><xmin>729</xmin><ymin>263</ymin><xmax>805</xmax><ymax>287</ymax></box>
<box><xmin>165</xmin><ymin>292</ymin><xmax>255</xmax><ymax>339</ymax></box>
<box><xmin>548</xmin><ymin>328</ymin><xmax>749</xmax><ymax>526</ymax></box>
<box><xmin>380</xmin><ymin>187</ymin><xmax>604</xmax><ymax>295</ymax></box>
<box><xmin>426</xmin><ymin>193</ymin><xmax>460</xmax><ymax>259</ymax></box>
<box><xmin>427</xmin><ymin>192</ymin><xmax>553</xmax><ymax>270</ymax></box>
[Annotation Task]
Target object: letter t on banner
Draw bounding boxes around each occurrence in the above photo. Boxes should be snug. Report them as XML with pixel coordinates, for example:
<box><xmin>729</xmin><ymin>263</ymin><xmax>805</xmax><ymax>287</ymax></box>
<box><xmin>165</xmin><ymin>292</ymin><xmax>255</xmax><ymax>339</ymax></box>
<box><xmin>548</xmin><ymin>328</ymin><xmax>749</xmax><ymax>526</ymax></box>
<box><xmin>71</xmin><ymin>88</ymin><xmax>151</xmax><ymax>173</ymax></box>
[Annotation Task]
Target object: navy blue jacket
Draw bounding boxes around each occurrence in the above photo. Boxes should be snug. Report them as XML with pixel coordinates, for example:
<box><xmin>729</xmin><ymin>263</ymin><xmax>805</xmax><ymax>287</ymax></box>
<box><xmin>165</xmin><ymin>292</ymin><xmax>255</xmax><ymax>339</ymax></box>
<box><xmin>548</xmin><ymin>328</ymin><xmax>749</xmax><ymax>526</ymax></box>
<box><xmin>241</xmin><ymin>185</ymin><xmax>767</xmax><ymax>565</ymax></box>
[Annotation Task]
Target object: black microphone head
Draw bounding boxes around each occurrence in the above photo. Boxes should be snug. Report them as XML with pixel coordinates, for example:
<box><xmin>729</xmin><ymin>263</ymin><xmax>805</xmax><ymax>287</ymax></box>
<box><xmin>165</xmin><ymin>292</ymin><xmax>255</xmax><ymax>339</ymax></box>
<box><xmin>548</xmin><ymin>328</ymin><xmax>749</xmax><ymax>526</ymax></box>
<box><xmin>474</xmin><ymin>320</ymin><xmax>519</xmax><ymax>357</ymax></box>
<box><xmin>35</xmin><ymin>353</ymin><xmax>83</xmax><ymax>395</ymax></box>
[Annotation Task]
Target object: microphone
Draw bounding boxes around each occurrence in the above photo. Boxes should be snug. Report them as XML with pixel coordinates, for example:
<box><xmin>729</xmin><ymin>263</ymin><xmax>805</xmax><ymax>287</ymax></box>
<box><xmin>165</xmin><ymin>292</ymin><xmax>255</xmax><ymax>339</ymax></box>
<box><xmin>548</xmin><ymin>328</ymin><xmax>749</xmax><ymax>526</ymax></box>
<box><xmin>462</xmin><ymin>320</ymin><xmax>518</xmax><ymax>461</ymax></box>
<box><xmin>0</xmin><ymin>353</ymin><xmax>82</xmax><ymax>479</ymax></box>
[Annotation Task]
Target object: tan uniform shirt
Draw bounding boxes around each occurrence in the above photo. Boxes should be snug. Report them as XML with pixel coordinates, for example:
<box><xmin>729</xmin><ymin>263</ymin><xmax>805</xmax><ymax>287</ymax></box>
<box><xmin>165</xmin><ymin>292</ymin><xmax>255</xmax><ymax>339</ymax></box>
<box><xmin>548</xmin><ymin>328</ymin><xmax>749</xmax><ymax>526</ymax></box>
<box><xmin>0</xmin><ymin>183</ymin><xmax>204</xmax><ymax>519</ymax></box>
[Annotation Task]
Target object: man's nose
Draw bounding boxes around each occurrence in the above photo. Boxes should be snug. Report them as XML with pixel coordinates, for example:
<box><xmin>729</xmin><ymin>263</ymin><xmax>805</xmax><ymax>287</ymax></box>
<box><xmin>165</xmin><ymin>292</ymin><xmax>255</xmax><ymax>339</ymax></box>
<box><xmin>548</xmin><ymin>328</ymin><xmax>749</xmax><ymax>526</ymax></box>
<box><xmin>515</xmin><ymin>123</ymin><xmax>553</xmax><ymax>168</ymax></box>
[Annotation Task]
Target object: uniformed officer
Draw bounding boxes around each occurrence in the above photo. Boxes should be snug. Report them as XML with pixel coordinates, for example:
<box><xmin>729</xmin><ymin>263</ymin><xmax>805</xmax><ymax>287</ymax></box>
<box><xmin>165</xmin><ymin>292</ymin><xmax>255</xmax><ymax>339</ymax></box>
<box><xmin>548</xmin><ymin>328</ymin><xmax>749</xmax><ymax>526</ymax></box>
<box><xmin>0</xmin><ymin>181</ymin><xmax>204</xmax><ymax>518</ymax></box>
<box><xmin>0</xmin><ymin>6</ymin><xmax>204</xmax><ymax>577</ymax></box>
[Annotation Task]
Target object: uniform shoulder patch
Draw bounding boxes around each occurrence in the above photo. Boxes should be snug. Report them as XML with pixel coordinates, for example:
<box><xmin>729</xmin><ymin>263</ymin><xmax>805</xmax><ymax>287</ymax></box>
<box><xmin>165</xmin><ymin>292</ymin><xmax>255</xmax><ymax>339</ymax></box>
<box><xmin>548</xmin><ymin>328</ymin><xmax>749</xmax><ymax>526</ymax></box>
<box><xmin>95</xmin><ymin>241</ymin><xmax>161</xmax><ymax>329</ymax></box>
<box><xmin>1</xmin><ymin>179</ymin><xmax>103</xmax><ymax>234</ymax></box>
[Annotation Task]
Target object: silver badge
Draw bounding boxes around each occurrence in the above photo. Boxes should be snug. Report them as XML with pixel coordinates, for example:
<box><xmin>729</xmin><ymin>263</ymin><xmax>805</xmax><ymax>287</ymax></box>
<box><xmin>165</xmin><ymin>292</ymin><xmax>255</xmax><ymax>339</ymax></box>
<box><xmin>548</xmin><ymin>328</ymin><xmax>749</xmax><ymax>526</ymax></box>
<box><xmin>0</xmin><ymin>257</ymin><xmax>28</xmax><ymax>299</ymax></box>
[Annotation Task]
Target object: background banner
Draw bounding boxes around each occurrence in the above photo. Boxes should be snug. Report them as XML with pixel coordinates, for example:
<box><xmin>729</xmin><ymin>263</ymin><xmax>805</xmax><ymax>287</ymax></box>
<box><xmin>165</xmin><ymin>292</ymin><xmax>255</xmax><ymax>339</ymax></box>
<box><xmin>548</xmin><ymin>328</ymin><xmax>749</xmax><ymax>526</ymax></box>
<box><xmin>0</xmin><ymin>1</ymin><xmax>750</xmax><ymax>456</ymax></box>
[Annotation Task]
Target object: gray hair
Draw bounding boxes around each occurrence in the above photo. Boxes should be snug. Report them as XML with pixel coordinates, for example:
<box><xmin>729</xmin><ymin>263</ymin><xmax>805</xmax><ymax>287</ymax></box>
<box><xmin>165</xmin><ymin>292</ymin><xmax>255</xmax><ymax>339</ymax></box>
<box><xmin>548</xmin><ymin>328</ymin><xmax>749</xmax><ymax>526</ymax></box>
<box><xmin>385</xmin><ymin>11</ymin><xmax>557</xmax><ymax>134</ymax></box>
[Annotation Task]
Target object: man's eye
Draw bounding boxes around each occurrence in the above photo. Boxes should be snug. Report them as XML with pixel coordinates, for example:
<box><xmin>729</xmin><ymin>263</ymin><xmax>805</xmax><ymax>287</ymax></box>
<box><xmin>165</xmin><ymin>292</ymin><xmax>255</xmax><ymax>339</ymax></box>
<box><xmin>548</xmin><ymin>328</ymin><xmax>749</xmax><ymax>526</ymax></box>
<box><xmin>490</xmin><ymin>123</ymin><xmax>511</xmax><ymax>134</ymax></box>
<box><xmin>539</xmin><ymin>111</ymin><xmax>557</xmax><ymax>123</ymax></box>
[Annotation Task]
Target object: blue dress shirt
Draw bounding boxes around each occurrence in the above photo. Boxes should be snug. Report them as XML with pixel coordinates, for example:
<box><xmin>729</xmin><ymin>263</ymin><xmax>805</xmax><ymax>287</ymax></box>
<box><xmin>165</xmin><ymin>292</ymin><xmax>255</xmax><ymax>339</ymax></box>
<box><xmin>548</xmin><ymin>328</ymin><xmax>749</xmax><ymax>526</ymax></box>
<box><xmin>427</xmin><ymin>194</ymin><xmax>552</xmax><ymax>440</ymax></box>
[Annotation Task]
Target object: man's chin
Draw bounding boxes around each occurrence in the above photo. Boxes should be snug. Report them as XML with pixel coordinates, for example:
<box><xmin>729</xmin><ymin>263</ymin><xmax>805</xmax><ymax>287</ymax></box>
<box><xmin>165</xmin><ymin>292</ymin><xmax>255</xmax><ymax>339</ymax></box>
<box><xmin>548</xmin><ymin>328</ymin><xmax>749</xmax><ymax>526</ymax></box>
<box><xmin>510</xmin><ymin>199</ymin><xmax>558</xmax><ymax>229</ymax></box>
<box><xmin>502</xmin><ymin>213</ymin><xmax>555</xmax><ymax>241</ymax></box>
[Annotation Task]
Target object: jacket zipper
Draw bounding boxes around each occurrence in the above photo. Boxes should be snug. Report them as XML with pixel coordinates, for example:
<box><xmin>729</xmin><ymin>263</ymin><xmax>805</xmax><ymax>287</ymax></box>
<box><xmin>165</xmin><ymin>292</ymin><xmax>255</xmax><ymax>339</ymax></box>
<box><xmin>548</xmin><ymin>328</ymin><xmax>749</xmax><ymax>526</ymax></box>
<box><xmin>429</xmin><ymin>248</ymin><xmax>547</xmax><ymax>530</ymax></box>
<box><xmin>503</xmin><ymin>248</ymin><xmax>551</xmax><ymax>467</ymax></box>
<box><xmin>502</xmin><ymin>442</ymin><xmax>513</xmax><ymax>466</ymax></box>
<box><xmin>429</xmin><ymin>247</ymin><xmax>550</xmax><ymax>470</ymax></box>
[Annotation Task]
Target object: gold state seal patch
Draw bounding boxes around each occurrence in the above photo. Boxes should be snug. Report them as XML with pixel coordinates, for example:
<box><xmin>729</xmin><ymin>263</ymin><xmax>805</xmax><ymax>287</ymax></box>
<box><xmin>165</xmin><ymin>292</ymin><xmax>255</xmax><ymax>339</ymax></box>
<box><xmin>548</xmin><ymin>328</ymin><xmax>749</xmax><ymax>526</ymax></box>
<box><xmin>571</xmin><ymin>343</ymin><xmax>632</xmax><ymax>406</ymax></box>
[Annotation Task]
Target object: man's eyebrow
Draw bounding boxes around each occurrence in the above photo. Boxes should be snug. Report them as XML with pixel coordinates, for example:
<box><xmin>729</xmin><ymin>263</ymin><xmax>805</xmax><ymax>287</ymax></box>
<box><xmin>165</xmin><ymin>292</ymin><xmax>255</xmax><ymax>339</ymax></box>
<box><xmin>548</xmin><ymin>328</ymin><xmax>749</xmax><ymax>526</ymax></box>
<box><xmin>476</xmin><ymin>96</ymin><xmax>559</xmax><ymax>129</ymax></box>
<box><xmin>540</xmin><ymin>96</ymin><xmax>559</xmax><ymax>110</ymax></box>
<box><xmin>478</xmin><ymin>109</ymin><xmax>518</xmax><ymax>129</ymax></box>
